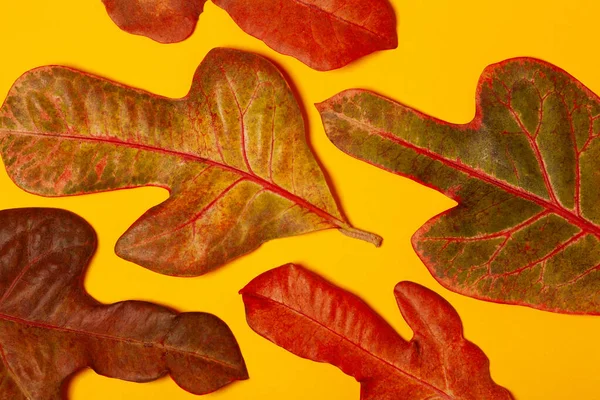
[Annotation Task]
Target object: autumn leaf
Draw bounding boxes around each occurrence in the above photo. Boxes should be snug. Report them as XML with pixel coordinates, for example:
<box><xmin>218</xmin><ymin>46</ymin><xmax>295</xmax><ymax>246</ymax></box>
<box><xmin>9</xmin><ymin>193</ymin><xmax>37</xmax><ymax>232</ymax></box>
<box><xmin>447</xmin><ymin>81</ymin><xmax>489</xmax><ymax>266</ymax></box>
<box><xmin>212</xmin><ymin>0</ymin><xmax>398</xmax><ymax>71</ymax></box>
<box><xmin>101</xmin><ymin>0</ymin><xmax>208</xmax><ymax>43</ymax></box>
<box><xmin>101</xmin><ymin>0</ymin><xmax>398</xmax><ymax>71</ymax></box>
<box><xmin>0</xmin><ymin>208</ymin><xmax>247</xmax><ymax>399</ymax></box>
<box><xmin>241</xmin><ymin>264</ymin><xmax>513</xmax><ymax>400</ymax></box>
<box><xmin>0</xmin><ymin>48</ymin><xmax>380</xmax><ymax>277</ymax></box>
<box><xmin>318</xmin><ymin>57</ymin><xmax>600</xmax><ymax>315</ymax></box>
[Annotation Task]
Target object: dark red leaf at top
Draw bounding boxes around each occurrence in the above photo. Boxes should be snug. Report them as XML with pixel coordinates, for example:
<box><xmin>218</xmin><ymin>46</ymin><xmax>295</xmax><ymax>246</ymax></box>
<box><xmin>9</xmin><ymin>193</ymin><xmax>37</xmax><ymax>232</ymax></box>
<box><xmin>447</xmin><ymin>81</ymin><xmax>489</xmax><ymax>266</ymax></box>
<box><xmin>101</xmin><ymin>0</ymin><xmax>398</xmax><ymax>70</ymax></box>
<box><xmin>102</xmin><ymin>0</ymin><xmax>208</xmax><ymax>43</ymax></box>
<box><xmin>213</xmin><ymin>0</ymin><xmax>398</xmax><ymax>71</ymax></box>
<box><xmin>0</xmin><ymin>48</ymin><xmax>380</xmax><ymax>277</ymax></box>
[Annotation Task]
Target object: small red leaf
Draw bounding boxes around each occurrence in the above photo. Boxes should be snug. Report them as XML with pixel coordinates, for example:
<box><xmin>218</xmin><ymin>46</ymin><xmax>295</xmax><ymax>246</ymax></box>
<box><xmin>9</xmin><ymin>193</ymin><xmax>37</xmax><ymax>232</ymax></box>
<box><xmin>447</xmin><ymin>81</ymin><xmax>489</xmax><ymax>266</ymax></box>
<box><xmin>318</xmin><ymin>58</ymin><xmax>600</xmax><ymax>315</ymax></box>
<box><xmin>0</xmin><ymin>208</ymin><xmax>247</xmax><ymax>399</ymax></box>
<box><xmin>213</xmin><ymin>0</ymin><xmax>398</xmax><ymax>71</ymax></box>
<box><xmin>102</xmin><ymin>0</ymin><xmax>208</xmax><ymax>43</ymax></box>
<box><xmin>241</xmin><ymin>264</ymin><xmax>512</xmax><ymax>399</ymax></box>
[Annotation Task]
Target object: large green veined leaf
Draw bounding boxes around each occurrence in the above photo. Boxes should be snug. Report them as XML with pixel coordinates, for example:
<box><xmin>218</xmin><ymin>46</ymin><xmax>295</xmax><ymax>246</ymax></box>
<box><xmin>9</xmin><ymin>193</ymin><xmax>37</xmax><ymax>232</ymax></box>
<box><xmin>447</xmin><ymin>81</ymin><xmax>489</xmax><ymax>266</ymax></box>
<box><xmin>0</xmin><ymin>48</ymin><xmax>380</xmax><ymax>277</ymax></box>
<box><xmin>318</xmin><ymin>58</ymin><xmax>600</xmax><ymax>314</ymax></box>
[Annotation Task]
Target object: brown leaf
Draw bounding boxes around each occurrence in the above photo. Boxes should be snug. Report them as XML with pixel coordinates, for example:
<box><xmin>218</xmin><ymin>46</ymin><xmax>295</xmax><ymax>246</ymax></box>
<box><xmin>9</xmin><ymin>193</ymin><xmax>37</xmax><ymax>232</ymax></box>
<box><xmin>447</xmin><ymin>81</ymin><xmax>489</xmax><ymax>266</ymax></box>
<box><xmin>101</xmin><ymin>0</ymin><xmax>398</xmax><ymax>71</ymax></box>
<box><xmin>241</xmin><ymin>264</ymin><xmax>513</xmax><ymax>400</ymax></box>
<box><xmin>0</xmin><ymin>48</ymin><xmax>380</xmax><ymax>277</ymax></box>
<box><xmin>0</xmin><ymin>208</ymin><xmax>247</xmax><ymax>399</ymax></box>
<box><xmin>318</xmin><ymin>58</ymin><xmax>600</xmax><ymax>315</ymax></box>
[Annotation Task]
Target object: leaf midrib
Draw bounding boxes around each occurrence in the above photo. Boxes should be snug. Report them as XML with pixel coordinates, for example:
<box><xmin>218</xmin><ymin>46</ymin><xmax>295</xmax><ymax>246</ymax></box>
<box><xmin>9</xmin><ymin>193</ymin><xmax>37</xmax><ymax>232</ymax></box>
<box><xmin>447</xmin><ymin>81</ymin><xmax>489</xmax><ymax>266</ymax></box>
<box><xmin>286</xmin><ymin>0</ymin><xmax>390</xmax><ymax>42</ymax></box>
<box><xmin>0</xmin><ymin>129</ymin><xmax>347</xmax><ymax>231</ymax></box>
<box><xmin>0</xmin><ymin>240</ymin><xmax>239</xmax><ymax>373</ymax></box>
<box><xmin>327</xmin><ymin>111</ymin><xmax>600</xmax><ymax>239</ymax></box>
<box><xmin>245</xmin><ymin>292</ymin><xmax>455</xmax><ymax>400</ymax></box>
<box><xmin>0</xmin><ymin>310</ymin><xmax>240</xmax><ymax>372</ymax></box>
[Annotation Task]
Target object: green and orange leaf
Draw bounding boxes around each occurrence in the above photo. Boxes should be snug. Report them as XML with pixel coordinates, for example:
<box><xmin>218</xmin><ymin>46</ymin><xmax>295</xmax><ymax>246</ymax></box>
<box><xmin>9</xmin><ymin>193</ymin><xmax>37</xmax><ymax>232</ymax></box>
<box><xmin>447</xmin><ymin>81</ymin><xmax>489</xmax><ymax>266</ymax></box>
<box><xmin>0</xmin><ymin>208</ymin><xmax>247</xmax><ymax>399</ymax></box>
<box><xmin>102</xmin><ymin>0</ymin><xmax>208</xmax><ymax>43</ymax></box>
<box><xmin>318</xmin><ymin>58</ymin><xmax>600</xmax><ymax>314</ymax></box>
<box><xmin>0</xmin><ymin>48</ymin><xmax>380</xmax><ymax>277</ymax></box>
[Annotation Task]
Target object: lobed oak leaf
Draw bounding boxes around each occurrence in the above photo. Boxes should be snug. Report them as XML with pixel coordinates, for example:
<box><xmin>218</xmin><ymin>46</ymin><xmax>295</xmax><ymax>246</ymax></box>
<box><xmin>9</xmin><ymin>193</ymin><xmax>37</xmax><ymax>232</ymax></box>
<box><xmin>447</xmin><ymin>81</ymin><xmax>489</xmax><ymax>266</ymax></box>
<box><xmin>318</xmin><ymin>57</ymin><xmax>600</xmax><ymax>315</ymax></box>
<box><xmin>0</xmin><ymin>48</ymin><xmax>380</xmax><ymax>277</ymax></box>
<box><xmin>0</xmin><ymin>208</ymin><xmax>247</xmax><ymax>399</ymax></box>
<box><xmin>241</xmin><ymin>264</ymin><xmax>513</xmax><ymax>399</ymax></box>
<box><xmin>101</xmin><ymin>0</ymin><xmax>398</xmax><ymax>71</ymax></box>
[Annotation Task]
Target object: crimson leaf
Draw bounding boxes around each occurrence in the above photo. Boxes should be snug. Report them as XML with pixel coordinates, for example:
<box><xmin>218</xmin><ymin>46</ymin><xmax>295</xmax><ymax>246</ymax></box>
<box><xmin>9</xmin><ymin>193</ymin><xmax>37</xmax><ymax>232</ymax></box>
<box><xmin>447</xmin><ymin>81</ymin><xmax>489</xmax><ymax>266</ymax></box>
<box><xmin>241</xmin><ymin>264</ymin><xmax>513</xmax><ymax>399</ymax></box>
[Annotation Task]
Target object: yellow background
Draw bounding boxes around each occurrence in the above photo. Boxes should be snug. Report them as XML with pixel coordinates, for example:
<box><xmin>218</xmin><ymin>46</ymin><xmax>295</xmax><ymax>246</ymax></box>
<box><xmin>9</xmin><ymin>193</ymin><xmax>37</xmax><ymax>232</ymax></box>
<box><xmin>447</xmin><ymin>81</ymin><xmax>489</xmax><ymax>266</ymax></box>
<box><xmin>1</xmin><ymin>1</ymin><xmax>599</xmax><ymax>398</ymax></box>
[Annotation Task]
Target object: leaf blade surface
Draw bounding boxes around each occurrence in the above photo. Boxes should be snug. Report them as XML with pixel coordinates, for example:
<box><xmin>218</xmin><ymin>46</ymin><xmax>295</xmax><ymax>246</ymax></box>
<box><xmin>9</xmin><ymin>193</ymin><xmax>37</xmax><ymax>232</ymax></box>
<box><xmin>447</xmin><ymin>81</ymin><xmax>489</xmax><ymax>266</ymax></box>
<box><xmin>318</xmin><ymin>58</ymin><xmax>600</xmax><ymax>314</ymax></box>
<box><xmin>213</xmin><ymin>0</ymin><xmax>398</xmax><ymax>71</ymax></box>
<box><xmin>101</xmin><ymin>0</ymin><xmax>398</xmax><ymax>70</ymax></box>
<box><xmin>0</xmin><ymin>208</ymin><xmax>247</xmax><ymax>399</ymax></box>
<box><xmin>241</xmin><ymin>264</ymin><xmax>512</xmax><ymax>399</ymax></box>
<box><xmin>102</xmin><ymin>0</ymin><xmax>208</xmax><ymax>43</ymax></box>
<box><xmin>0</xmin><ymin>48</ymin><xmax>380</xmax><ymax>277</ymax></box>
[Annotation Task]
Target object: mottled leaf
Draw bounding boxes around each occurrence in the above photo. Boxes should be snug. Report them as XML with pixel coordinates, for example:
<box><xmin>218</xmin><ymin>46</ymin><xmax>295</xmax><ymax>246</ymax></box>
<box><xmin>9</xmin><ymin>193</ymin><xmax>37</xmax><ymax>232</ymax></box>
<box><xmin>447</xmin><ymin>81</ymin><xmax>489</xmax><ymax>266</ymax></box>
<box><xmin>241</xmin><ymin>264</ymin><xmax>512</xmax><ymax>399</ymax></box>
<box><xmin>318</xmin><ymin>58</ymin><xmax>600</xmax><ymax>314</ymax></box>
<box><xmin>0</xmin><ymin>208</ymin><xmax>247</xmax><ymax>399</ymax></box>
<box><xmin>102</xmin><ymin>0</ymin><xmax>398</xmax><ymax>71</ymax></box>
<box><xmin>0</xmin><ymin>48</ymin><xmax>380</xmax><ymax>277</ymax></box>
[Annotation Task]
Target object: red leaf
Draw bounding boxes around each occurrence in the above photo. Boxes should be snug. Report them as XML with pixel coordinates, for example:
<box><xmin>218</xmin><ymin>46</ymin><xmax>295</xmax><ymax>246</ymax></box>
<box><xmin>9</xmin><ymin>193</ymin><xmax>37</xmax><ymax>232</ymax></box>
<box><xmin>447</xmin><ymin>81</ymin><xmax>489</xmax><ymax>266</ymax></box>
<box><xmin>241</xmin><ymin>264</ymin><xmax>512</xmax><ymax>399</ymax></box>
<box><xmin>102</xmin><ymin>0</ymin><xmax>208</xmax><ymax>43</ymax></box>
<box><xmin>0</xmin><ymin>208</ymin><xmax>247</xmax><ymax>399</ymax></box>
<box><xmin>318</xmin><ymin>58</ymin><xmax>600</xmax><ymax>315</ymax></box>
<box><xmin>101</xmin><ymin>0</ymin><xmax>398</xmax><ymax>70</ymax></box>
<box><xmin>213</xmin><ymin>0</ymin><xmax>398</xmax><ymax>71</ymax></box>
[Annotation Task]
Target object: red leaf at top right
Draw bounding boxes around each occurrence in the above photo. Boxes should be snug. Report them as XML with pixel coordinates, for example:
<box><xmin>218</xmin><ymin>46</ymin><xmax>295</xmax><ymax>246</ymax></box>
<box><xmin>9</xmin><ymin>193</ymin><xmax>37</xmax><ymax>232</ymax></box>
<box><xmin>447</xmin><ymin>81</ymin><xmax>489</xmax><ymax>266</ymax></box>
<box><xmin>318</xmin><ymin>58</ymin><xmax>600</xmax><ymax>315</ymax></box>
<box><xmin>213</xmin><ymin>0</ymin><xmax>398</xmax><ymax>71</ymax></box>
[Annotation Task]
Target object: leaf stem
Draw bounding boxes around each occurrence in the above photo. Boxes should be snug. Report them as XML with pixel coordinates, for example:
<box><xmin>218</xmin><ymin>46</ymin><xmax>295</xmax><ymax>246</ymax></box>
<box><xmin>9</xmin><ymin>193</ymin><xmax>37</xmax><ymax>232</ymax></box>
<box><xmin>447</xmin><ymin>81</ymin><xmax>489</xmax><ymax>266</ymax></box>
<box><xmin>339</xmin><ymin>227</ymin><xmax>383</xmax><ymax>247</ymax></box>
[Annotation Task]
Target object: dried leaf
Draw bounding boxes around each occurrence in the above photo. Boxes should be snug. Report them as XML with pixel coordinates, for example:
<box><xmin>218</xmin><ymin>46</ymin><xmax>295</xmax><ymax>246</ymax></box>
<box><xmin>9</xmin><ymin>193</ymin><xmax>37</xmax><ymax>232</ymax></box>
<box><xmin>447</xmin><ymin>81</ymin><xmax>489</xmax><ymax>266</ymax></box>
<box><xmin>241</xmin><ymin>264</ymin><xmax>512</xmax><ymax>399</ymax></box>
<box><xmin>102</xmin><ymin>0</ymin><xmax>208</xmax><ymax>43</ymax></box>
<box><xmin>0</xmin><ymin>208</ymin><xmax>247</xmax><ymax>399</ymax></box>
<box><xmin>101</xmin><ymin>0</ymin><xmax>398</xmax><ymax>71</ymax></box>
<box><xmin>0</xmin><ymin>48</ymin><xmax>380</xmax><ymax>277</ymax></box>
<box><xmin>318</xmin><ymin>58</ymin><xmax>600</xmax><ymax>314</ymax></box>
<box><xmin>212</xmin><ymin>0</ymin><xmax>398</xmax><ymax>71</ymax></box>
